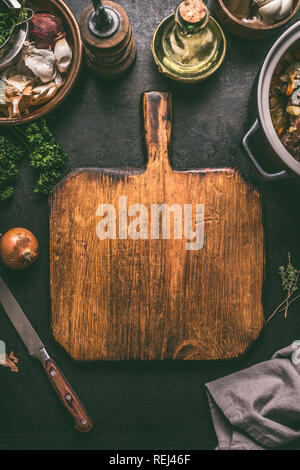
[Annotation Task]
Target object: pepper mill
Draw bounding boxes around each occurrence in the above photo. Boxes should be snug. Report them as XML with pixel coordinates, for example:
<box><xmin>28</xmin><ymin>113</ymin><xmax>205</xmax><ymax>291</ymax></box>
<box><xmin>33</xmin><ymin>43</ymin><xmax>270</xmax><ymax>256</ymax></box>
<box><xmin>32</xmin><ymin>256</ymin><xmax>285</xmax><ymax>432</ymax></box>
<box><xmin>80</xmin><ymin>0</ymin><xmax>137</xmax><ymax>79</ymax></box>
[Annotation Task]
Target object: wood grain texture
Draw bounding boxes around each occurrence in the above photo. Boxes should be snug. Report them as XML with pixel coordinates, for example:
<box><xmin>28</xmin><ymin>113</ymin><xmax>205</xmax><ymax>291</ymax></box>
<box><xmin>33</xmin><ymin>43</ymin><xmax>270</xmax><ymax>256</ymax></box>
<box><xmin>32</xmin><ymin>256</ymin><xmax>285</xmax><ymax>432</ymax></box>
<box><xmin>49</xmin><ymin>91</ymin><xmax>265</xmax><ymax>361</ymax></box>
<box><xmin>79</xmin><ymin>1</ymin><xmax>136</xmax><ymax>78</ymax></box>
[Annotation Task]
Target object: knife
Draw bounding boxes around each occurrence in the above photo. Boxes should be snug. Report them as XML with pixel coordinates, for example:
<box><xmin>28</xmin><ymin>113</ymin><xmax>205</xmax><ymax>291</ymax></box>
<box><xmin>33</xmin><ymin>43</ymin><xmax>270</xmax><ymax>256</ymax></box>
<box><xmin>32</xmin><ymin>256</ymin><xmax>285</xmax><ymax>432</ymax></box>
<box><xmin>0</xmin><ymin>277</ymin><xmax>92</xmax><ymax>433</ymax></box>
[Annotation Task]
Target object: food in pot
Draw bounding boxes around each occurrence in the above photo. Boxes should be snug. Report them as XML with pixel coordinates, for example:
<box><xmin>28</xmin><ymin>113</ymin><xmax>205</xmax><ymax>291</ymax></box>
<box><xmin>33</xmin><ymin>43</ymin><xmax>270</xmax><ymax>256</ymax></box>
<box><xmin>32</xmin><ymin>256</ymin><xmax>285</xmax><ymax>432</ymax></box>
<box><xmin>0</xmin><ymin>11</ymin><xmax>18</xmax><ymax>47</ymax></box>
<box><xmin>270</xmin><ymin>45</ymin><xmax>300</xmax><ymax>161</ymax></box>
<box><xmin>0</xmin><ymin>6</ymin><xmax>73</xmax><ymax>118</ymax></box>
<box><xmin>281</xmin><ymin>119</ymin><xmax>300</xmax><ymax>157</ymax></box>
<box><xmin>0</xmin><ymin>2</ymin><xmax>30</xmax><ymax>47</ymax></box>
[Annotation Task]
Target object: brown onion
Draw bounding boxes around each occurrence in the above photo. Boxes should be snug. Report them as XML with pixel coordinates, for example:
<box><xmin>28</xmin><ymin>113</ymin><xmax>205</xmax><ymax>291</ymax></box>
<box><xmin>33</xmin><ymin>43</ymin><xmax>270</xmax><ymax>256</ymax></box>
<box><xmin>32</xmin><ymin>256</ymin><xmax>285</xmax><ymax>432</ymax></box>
<box><xmin>29</xmin><ymin>13</ymin><xmax>65</xmax><ymax>49</ymax></box>
<box><xmin>0</xmin><ymin>228</ymin><xmax>39</xmax><ymax>270</ymax></box>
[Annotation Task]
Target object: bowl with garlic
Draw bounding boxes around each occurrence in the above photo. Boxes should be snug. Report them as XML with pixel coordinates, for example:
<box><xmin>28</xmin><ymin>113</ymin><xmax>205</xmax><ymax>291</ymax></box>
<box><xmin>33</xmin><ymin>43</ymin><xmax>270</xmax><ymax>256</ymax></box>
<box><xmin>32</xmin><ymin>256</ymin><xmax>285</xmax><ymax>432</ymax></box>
<box><xmin>214</xmin><ymin>0</ymin><xmax>300</xmax><ymax>39</ymax></box>
<box><xmin>0</xmin><ymin>0</ymin><xmax>82</xmax><ymax>125</ymax></box>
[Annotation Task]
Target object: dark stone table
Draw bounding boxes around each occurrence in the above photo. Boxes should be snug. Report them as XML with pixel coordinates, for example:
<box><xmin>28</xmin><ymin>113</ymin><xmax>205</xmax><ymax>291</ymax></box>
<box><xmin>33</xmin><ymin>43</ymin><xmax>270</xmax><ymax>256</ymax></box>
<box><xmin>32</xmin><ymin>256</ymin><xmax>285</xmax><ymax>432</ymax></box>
<box><xmin>1</xmin><ymin>0</ymin><xmax>300</xmax><ymax>450</ymax></box>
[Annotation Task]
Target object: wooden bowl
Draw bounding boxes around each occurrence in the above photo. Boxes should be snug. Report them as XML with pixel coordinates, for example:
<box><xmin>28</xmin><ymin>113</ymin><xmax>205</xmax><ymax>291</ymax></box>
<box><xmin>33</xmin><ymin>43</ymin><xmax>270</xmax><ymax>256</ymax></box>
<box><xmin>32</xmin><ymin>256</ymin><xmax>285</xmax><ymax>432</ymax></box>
<box><xmin>214</xmin><ymin>0</ymin><xmax>300</xmax><ymax>39</ymax></box>
<box><xmin>0</xmin><ymin>0</ymin><xmax>82</xmax><ymax>126</ymax></box>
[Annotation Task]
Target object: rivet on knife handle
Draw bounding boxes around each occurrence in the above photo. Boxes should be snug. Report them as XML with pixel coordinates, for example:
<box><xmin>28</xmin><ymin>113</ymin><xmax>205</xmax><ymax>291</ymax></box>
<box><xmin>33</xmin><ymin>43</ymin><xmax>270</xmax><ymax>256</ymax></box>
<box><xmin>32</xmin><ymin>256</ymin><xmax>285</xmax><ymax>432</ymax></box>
<box><xmin>43</xmin><ymin>358</ymin><xmax>93</xmax><ymax>433</ymax></box>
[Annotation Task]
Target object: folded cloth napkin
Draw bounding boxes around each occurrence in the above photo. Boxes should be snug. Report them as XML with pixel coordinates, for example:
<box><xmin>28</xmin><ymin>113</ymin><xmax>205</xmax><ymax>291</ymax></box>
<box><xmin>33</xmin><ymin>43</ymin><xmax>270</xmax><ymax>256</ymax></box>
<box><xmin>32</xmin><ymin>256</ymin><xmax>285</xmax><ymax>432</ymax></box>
<box><xmin>205</xmin><ymin>342</ymin><xmax>300</xmax><ymax>450</ymax></box>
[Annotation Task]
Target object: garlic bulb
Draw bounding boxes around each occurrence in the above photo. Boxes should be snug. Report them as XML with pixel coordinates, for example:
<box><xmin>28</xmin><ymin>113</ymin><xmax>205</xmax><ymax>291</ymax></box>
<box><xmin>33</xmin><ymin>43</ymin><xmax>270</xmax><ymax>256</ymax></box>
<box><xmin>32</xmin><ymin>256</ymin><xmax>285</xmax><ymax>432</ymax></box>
<box><xmin>254</xmin><ymin>0</ymin><xmax>293</xmax><ymax>24</ymax></box>
<box><xmin>0</xmin><ymin>35</ymin><xmax>69</xmax><ymax>117</ymax></box>
<box><xmin>23</xmin><ymin>45</ymin><xmax>56</xmax><ymax>83</ymax></box>
<box><xmin>54</xmin><ymin>38</ymin><xmax>72</xmax><ymax>74</ymax></box>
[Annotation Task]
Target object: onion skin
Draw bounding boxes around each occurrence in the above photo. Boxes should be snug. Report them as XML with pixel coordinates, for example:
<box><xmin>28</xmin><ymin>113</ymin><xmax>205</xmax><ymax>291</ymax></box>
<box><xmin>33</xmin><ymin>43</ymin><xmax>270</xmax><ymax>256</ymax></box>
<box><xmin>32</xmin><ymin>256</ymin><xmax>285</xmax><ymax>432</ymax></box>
<box><xmin>29</xmin><ymin>13</ymin><xmax>65</xmax><ymax>49</ymax></box>
<box><xmin>0</xmin><ymin>228</ymin><xmax>39</xmax><ymax>270</ymax></box>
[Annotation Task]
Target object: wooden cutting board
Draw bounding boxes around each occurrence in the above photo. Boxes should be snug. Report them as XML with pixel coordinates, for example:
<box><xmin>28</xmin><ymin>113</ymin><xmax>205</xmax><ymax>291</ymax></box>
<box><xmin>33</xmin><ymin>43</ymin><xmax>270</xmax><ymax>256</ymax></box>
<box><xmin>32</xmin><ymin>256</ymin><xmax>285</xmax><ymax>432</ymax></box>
<box><xmin>49</xmin><ymin>92</ymin><xmax>265</xmax><ymax>361</ymax></box>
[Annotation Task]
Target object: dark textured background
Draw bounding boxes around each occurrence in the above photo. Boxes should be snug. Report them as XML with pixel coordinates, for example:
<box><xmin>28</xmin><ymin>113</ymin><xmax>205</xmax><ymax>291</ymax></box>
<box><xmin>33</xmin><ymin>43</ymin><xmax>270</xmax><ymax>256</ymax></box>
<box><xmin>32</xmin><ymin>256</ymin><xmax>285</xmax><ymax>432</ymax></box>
<box><xmin>1</xmin><ymin>0</ymin><xmax>300</xmax><ymax>450</ymax></box>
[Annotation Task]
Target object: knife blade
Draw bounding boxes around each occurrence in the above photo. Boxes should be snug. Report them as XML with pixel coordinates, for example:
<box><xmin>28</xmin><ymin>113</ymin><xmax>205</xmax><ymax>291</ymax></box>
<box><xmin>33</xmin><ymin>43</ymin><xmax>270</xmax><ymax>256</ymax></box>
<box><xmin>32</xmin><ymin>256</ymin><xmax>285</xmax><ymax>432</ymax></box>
<box><xmin>0</xmin><ymin>277</ymin><xmax>45</xmax><ymax>359</ymax></box>
<box><xmin>0</xmin><ymin>276</ymin><xmax>92</xmax><ymax>433</ymax></box>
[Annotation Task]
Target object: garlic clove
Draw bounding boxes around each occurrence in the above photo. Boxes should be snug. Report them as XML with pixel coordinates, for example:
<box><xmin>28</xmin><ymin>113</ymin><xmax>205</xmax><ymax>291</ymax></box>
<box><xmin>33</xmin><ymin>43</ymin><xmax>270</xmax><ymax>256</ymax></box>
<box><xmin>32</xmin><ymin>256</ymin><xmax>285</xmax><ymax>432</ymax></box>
<box><xmin>259</xmin><ymin>0</ymin><xmax>282</xmax><ymax>22</ymax></box>
<box><xmin>275</xmin><ymin>0</ymin><xmax>293</xmax><ymax>20</ymax></box>
<box><xmin>54</xmin><ymin>38</ymin><xmax>72</xmax><ymax>74</ymax></box>
<box><xmin>23</xmin><ymin>46</ymin><xmax>56</xmax><ymax>83</ymax></box>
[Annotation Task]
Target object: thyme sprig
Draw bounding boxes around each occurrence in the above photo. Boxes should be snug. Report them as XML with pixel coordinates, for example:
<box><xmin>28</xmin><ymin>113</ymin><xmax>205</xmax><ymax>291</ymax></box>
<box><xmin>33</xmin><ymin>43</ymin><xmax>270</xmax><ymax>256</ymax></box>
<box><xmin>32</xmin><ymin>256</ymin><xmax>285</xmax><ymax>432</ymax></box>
<box><xmin>17</xmin><ymin>1</ymin><xmax>29</xmax><ymax>24</ymax></box>
<box><xmin>267</xmin><ymin>253</ymin><xmax>300</xmax><ymax>322</ymax></box>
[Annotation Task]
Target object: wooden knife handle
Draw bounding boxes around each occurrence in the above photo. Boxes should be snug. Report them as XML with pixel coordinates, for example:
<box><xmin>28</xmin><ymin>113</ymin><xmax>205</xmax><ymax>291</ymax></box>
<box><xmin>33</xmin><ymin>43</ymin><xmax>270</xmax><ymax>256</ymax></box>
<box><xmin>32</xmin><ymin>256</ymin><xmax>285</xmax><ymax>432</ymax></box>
<box><xmin>43</xmin><ymin>358</ymin><xmax>93</xmax><ymax>433</ymax></box>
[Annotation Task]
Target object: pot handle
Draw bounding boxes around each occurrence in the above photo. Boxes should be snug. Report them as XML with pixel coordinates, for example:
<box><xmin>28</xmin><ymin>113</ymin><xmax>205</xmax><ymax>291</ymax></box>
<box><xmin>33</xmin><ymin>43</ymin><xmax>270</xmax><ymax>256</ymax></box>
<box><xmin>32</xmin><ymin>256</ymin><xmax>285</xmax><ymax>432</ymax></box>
<box><xmin>242</xmin><ymin>119</ymin><xmax>290</xmax><ymax>182</ymax></box>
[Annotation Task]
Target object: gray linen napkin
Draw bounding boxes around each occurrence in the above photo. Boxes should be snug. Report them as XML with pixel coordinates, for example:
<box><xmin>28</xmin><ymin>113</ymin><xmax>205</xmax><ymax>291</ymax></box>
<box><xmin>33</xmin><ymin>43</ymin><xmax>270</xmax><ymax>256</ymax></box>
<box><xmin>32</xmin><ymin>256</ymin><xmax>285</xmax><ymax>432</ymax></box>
<box><xmin>205</xmin><ymin>342</ymin><xmax>300</xmax><ymax>450</ymax></box>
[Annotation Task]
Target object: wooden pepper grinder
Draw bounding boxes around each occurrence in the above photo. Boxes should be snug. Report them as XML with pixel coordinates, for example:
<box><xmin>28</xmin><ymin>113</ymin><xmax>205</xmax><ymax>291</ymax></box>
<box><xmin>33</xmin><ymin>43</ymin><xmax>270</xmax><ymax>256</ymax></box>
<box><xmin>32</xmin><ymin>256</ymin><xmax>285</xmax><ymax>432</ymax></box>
<box><xmin>80</xmin><ymin>0</ymin><xmax>137</xmax><ymax>78</ymax></box>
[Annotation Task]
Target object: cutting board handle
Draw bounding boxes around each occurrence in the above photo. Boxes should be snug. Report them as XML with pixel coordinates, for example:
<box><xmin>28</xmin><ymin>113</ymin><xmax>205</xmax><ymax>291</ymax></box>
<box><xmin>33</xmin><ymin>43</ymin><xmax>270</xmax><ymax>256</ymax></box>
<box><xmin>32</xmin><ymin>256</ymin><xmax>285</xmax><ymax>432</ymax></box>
<box><xmin>143</xmin><ymin>91</ymin><xmax>172</xmax><ymax>174</ymax></box>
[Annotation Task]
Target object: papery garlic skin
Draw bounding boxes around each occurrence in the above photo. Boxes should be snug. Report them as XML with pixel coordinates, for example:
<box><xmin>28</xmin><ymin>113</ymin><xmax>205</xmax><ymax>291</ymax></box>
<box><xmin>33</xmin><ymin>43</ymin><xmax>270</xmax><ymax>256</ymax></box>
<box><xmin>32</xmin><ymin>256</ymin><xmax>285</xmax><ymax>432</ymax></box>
<box><xmin>54</xmin><ymin>38</ymin><xmax>72</xmax><ymax>74</ymax></box>
<box><xmin>23</xmin><ymin>45</ymin><xmax>56</xmax><ymax>83</ymax></box>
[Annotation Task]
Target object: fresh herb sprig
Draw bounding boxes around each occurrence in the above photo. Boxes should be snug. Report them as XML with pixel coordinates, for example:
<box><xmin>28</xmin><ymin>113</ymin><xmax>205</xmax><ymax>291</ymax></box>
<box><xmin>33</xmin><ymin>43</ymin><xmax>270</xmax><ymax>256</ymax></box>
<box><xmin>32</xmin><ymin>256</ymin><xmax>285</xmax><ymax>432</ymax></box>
<box><xmin>0</xmin><ymin>0</ymin><xmax>29</xmax><ymax>47</ymax></box>
<box><xmin>17</xmin><ymin>0</ymin><xmax>29</xmax><ymax>24</ymax></box>
<box><xmin>267</xmin><ymin>253</ymin><xmax>300</xmax><ymax>322</ymax></box>
<box><xmin>12</xmin><ymin>120</ymin><xmax>68</xmax><ymax>196</ymax></box>
<box><xmin>0</xmin><ymin>13</ymin><xmax>16</xmax><ymax>47</ymax></box>
<box><xmin>0</xmin><ymin>135</ymin><xmax>24</xmax><ymax>201</ymax></box>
